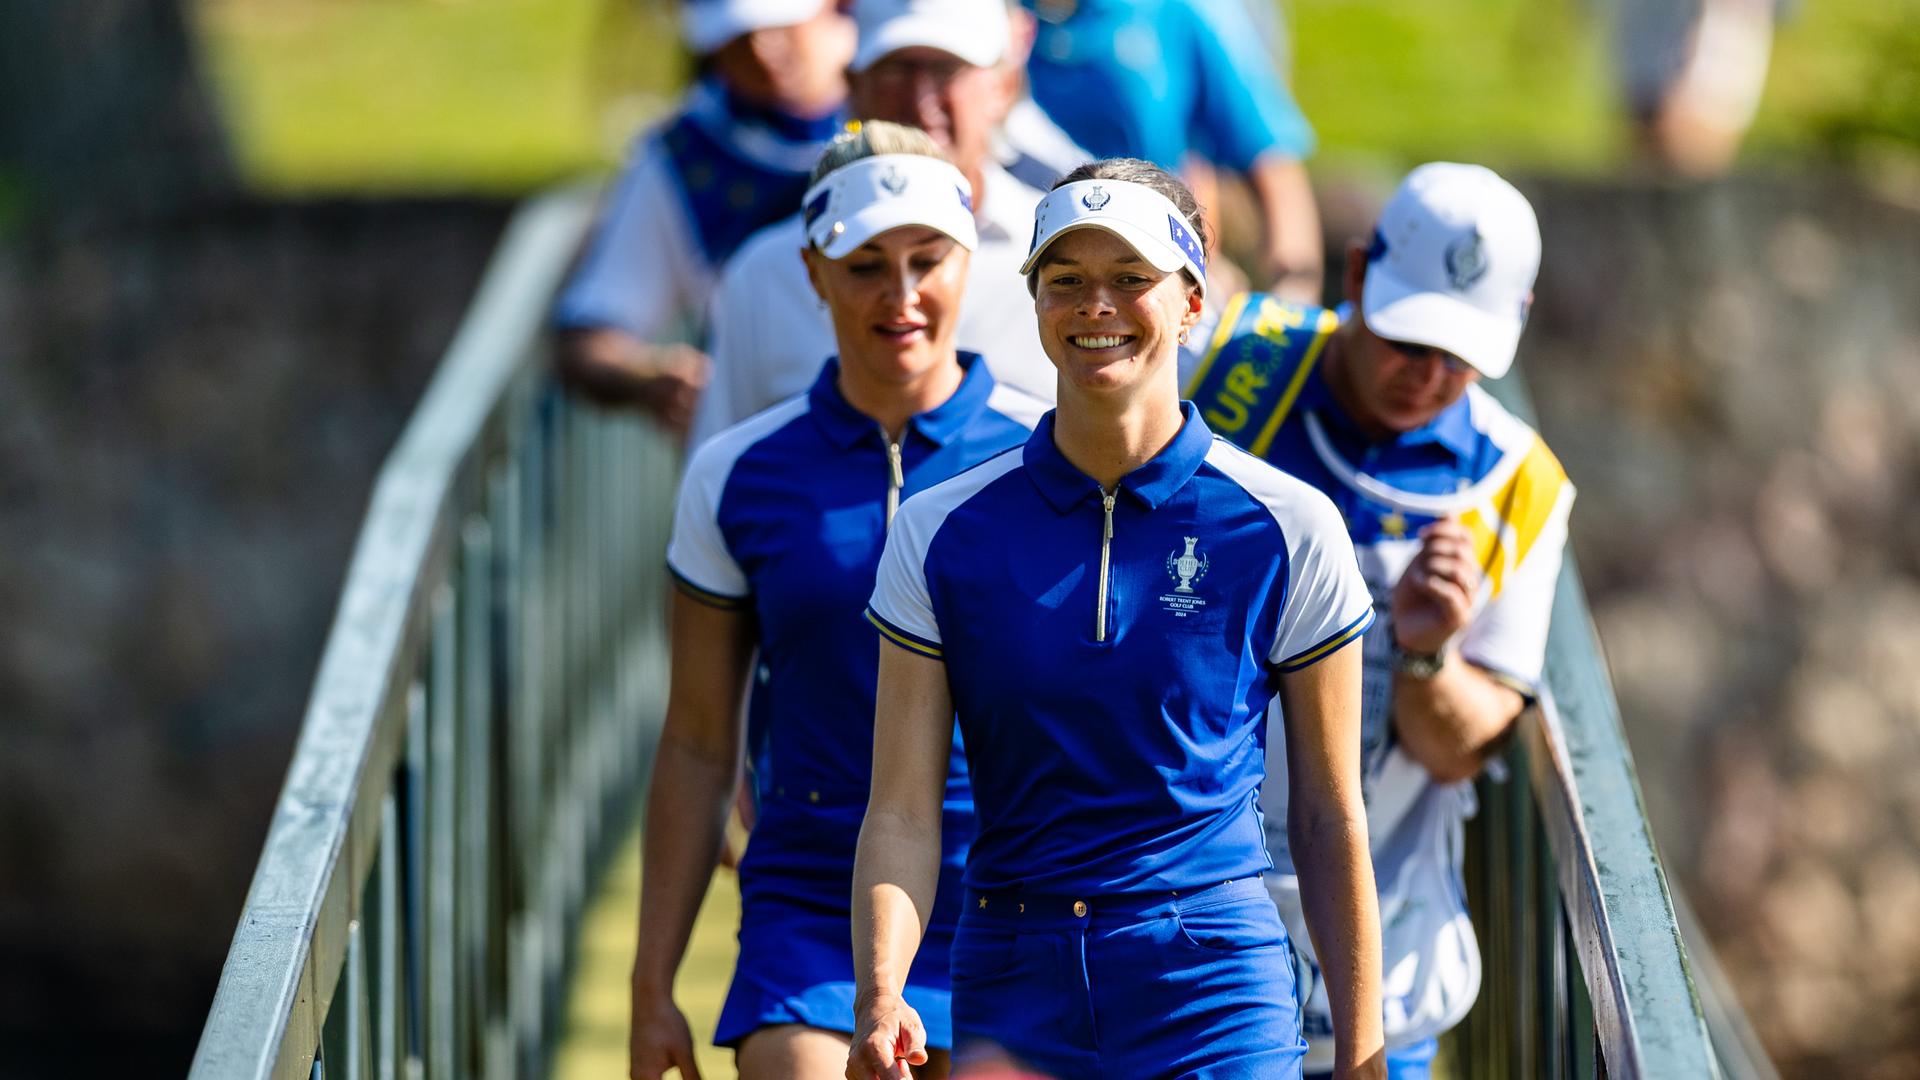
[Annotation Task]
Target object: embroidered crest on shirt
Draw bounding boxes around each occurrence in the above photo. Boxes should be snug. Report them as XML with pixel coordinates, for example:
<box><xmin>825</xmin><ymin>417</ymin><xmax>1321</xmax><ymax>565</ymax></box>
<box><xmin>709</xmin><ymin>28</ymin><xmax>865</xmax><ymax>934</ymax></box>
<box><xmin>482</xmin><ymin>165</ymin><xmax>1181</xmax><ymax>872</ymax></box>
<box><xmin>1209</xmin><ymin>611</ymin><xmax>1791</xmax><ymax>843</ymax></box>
<box><xmin>1160</xmin><ymin>537</ymin><xmax>1210</xmax><ymax>616</ymax></box>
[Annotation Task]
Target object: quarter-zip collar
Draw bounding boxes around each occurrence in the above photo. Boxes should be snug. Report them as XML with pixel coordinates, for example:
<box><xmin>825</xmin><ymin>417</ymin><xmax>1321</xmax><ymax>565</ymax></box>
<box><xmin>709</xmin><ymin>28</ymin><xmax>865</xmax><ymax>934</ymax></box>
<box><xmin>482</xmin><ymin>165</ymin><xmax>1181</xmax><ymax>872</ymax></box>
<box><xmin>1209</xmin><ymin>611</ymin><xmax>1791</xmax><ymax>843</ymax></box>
<box><xmin>1023</xmin><ymin>401</ymin><xmax>1214</xmax><ymax>514</ymax></box>
<box><xmin>806</xmin><ymin>351</ymin><xmax>999</xmax><ymax>449</ymax></box>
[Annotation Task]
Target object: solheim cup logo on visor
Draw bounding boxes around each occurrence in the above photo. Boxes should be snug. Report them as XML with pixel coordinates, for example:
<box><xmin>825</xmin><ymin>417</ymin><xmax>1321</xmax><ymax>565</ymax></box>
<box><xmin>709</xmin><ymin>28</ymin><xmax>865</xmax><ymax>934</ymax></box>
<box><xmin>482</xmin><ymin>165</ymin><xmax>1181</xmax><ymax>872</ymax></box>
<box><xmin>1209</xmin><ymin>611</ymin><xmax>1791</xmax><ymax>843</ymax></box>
<box><xmin>1444</xmin><ymin>229</ymin><xmax>1489</xmax><ymax>290</ymax></box>
<box><xmin>880</xmin><ymin>167</ymin><xmax>908</xmax><ymax>195</ymax></box>
<box><xmin>1081</xmin><ymin>185</ymin><xmax>1111</xmax><ymax>210</ymax></box>
<box><xmin>1168</xmin><ymin>537</ymin><xmax>1208</xmax><ymax>593</ymax></box>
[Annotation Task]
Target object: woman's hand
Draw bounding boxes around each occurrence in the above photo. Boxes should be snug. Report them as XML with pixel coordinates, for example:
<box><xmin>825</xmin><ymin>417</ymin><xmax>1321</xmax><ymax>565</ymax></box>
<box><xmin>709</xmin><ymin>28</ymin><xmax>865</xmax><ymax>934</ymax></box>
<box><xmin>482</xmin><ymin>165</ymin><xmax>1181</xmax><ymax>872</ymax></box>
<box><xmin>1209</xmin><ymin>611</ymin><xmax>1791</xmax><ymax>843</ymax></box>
<box><xmin>846</xmin><ymin>990</ymin><xmax>928</xmax><ymax>1080</ymax></box>
<box><xmin>628</xmin><ymin>987</ymin><xmax>702</xmax><ymax>1080</ymax></box>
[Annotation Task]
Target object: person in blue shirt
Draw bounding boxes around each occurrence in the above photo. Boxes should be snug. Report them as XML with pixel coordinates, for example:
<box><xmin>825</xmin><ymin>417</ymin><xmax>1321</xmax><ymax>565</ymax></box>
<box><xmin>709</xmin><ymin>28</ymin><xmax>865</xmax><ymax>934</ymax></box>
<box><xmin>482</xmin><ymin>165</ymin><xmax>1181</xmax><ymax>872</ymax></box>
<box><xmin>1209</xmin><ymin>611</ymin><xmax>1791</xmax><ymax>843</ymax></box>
<box><xmin>1184</xmin><ymin>163</ymin><xmax>1574</xmax><ymax>1080</ymax></box>
<box><xmin>632</xmin><ymin>123</ymin><xmax>1042</xmax><ymax>1080</ymax></box>
<box><xmin>1021</xmin><ymin>0</ymin><xmax>1324</xmax><ymax>301</ymax></box>
<box><xmin>552</xmin><ymin>0</ymin><xmax>852</xmax><ymax>432</ymax></box>
<box><xmin>851</xmin><ymin>159</ymin><xmax>1387</xmax><ymax>1080</ymax></box>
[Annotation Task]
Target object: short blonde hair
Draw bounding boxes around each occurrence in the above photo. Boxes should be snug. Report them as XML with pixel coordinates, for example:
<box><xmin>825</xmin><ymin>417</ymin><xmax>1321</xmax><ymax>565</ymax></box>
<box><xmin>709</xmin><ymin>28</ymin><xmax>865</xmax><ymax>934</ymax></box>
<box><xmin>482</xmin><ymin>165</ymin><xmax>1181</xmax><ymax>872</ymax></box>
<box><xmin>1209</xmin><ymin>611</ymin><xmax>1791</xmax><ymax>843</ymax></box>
<box><xmin>808</xmin><ymin>120</ymin><xmax>950</xmax><ymax>187</ymax></box>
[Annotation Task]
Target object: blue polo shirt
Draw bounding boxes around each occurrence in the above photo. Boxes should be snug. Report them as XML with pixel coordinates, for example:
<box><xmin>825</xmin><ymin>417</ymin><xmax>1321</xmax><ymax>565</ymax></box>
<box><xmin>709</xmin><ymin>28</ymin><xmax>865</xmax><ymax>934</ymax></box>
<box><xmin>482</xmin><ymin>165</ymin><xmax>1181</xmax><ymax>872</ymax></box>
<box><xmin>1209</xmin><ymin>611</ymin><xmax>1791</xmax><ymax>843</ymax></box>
<box><xmin>667</xmin><ymin>354</ymin><xmax>1038</xmax><ymax>911</ymax></box>
<box><xmin>1023</xmin><ymin>0</ymin><xmax>1315</xmax><ymax>172</ymax></box>
<box><xmin>867</xmin><ymin>404</ymin><xmax>1372</xmax><ymax>894</ymax></box>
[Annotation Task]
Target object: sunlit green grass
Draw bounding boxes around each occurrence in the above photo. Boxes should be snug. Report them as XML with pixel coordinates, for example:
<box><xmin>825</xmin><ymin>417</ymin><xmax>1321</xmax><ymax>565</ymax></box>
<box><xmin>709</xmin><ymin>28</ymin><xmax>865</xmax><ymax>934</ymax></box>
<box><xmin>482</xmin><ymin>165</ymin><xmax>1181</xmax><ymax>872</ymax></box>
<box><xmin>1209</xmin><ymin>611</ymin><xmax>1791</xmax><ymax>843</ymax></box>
<box><xmin>193</xmin><ymin>0</ymin><xmax>687</xmax><ymax>193</ymax></box>
<box><xmin>1287</xmin><ymin>0</ymin><xmax>1614</xmax><ymax>175</ymax></box>
<box><xmin>192</xmin><ymin>0</ymin><xmax>1920</xmax><ymax>193</ymax></box>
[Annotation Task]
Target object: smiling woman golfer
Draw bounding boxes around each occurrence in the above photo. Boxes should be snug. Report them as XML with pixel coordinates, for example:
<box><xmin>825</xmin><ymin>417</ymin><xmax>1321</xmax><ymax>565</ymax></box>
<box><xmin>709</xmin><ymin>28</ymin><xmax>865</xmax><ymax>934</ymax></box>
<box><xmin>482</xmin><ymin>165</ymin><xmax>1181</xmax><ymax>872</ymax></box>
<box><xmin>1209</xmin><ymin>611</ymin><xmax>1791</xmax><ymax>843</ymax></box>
<box><xmin>632</xmin><ymin>123</ymin><xmax>1040</xmax><ymax>1080</ymax></box>
<box><xmin>850</xmin><ymin>160</ymin><xmax>1387</xmax><ymax>1080</ymax></box>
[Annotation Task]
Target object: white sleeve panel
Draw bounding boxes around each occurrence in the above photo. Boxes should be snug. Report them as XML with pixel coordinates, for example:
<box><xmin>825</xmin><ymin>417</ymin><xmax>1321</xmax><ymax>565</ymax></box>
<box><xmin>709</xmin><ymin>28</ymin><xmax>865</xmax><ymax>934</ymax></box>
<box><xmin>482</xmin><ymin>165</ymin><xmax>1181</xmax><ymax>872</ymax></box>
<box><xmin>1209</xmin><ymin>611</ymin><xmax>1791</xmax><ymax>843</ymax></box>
<box><xmin>868</xmin><ymin>498</ymin><xmax>943</xmax><ymax>654</ymax></box>
<box><xmin>664</xmin><ymin>396</ymin><xmax>810</xmax><ymax>601</ymax></box>
<box><xmin>1270</xmin><ymin>488</ymin><xmax>1375</xmax><ymax>671</ymax></box>
<box><xmin>664</xmin><ymin>436</ymin><xmax>748</xmax><ymax>602</ymax></box>
<box><xmin>1461</xmin><ymin>482</ymin><xmax>1575</xmax><ymax>690</ymax></box>
<box><xmin>1205</xmin><ymin>441</ymin><xmax>1373</xmax><ymax>670</ymax></box>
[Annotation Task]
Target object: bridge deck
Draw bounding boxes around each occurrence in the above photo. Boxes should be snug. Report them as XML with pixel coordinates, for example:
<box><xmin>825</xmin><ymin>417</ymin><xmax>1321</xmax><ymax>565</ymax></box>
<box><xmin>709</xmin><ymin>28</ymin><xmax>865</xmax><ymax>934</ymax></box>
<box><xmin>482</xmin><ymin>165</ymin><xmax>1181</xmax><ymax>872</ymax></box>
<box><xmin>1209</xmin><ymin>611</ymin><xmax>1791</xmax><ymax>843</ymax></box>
<box><xmin>553</xmin><ymin>814</ymin><xmax>740</xmax><ymax>1080</ymax></box>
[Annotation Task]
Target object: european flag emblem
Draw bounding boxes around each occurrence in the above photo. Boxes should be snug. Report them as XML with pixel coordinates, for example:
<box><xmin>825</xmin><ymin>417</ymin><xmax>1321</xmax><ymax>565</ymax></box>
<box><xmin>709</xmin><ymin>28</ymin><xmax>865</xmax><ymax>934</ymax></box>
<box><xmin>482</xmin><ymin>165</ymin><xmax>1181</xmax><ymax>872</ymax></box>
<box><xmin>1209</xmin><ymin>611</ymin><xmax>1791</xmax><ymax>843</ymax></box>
<box><xmin>1168</xmin><ymin>214</ymin><xmax>1206</xmax><ymax>274</ymax></box>
<box><xmin>803</xmin><ymin>189</ymin><xmax>831</xmax><ymax>228</ymax></box>
<box><xmin>1365</xmin><ymin>226</ymin><xmax>1389</xmax><ymax>264</ymax></box>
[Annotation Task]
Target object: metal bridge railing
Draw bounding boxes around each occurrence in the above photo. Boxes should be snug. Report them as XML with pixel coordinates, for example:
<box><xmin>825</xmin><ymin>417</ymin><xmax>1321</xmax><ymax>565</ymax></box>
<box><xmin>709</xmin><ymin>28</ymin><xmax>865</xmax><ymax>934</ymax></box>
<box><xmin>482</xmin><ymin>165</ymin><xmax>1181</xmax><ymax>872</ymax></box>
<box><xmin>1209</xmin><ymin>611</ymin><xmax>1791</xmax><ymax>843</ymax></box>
<box><xmin>1452</xmin><ymin>379</ymin><xmax>1774</xmax><ymax>1080</ymax></box>
<box><xmin>189</xmin><ymin>185</ymin><xmax>678</xmax><ymax>1080</ymax></box>
<box><xmin>192</xmin><ymin>184</ymin><xmax>1768</xmax><ymax>1079</ymax></box>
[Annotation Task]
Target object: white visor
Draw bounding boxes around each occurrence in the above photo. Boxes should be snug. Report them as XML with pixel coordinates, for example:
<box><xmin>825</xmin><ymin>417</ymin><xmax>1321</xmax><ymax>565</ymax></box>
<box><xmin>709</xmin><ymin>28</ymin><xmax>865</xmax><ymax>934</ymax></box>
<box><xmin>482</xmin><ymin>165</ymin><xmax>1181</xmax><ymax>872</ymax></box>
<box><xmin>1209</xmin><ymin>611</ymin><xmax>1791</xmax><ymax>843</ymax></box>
<box><xmin>1019</xmin><ymin>180</ymin><xmax>1207</xmax><ymax>298</ymax></box>
<box><xmin>681</xmin><ymin>0</ymin><xmax>823</xmax><ymax>53</ymax></box>
<box><xmin>802</xmin><ymin>154</ymin><xmax>979</xmax><ymax>258</ymax></box>
<box><xmin>850</xmin><ymin>0</ymin><xmax>1009</xmax><ymax>71</ymax></box>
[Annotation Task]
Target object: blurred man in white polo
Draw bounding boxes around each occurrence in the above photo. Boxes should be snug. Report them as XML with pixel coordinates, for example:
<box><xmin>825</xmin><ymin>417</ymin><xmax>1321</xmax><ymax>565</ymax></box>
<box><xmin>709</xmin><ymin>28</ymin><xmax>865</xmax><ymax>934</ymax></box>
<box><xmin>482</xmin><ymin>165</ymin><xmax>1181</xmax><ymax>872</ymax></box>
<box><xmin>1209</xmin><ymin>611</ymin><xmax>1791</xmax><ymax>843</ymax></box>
<box><xmin>691</xmin><ymin>0</ymin><xmax>1059</xmax><ymax>448</ymax></box>
<box><xmin>551</xmin><ymin>0</ymin><xmax>852</xmax><ymax>432</ymax></box>
<box><xmin>1183</xmin><ymin>163</ymin><xmax>1576</xmax><ymax>1078</ymax></box>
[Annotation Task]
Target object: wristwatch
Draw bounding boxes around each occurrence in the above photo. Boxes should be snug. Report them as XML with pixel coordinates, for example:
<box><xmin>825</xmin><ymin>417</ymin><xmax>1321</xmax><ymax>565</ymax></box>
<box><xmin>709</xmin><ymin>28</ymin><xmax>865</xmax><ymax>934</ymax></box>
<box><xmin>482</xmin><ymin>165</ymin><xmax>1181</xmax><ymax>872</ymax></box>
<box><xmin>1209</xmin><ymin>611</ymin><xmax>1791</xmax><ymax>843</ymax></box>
<box><xmin>1390</xmin><ymin>641</ymin><xmax>1447</xmax><ymax>679</ymax></box>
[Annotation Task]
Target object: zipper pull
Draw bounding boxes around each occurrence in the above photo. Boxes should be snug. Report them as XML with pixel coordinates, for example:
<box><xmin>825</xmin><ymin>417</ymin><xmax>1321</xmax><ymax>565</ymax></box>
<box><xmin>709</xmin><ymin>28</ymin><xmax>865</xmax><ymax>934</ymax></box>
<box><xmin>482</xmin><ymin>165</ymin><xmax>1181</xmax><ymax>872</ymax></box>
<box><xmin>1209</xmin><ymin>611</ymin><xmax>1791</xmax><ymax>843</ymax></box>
<box><xmin>886</xmin><ymin>439</ymin><xmax>905</xmax><ymax>526</ymax></box>
<box><xmin>1097</xmin><ymin>489</ymin><xmax>1117</xmax><ymax>642</ymax></box>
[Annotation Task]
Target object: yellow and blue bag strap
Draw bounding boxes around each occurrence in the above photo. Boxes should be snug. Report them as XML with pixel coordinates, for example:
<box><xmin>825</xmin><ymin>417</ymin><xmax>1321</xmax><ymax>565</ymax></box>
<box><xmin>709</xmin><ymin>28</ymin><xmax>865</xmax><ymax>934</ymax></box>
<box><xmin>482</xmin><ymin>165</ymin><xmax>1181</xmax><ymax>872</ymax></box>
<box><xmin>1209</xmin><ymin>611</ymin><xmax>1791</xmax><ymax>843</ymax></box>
<box><xmin>1183</xmin><ymin>293</ymin><xmax>1340</xmax><ymax>458</ymax></box>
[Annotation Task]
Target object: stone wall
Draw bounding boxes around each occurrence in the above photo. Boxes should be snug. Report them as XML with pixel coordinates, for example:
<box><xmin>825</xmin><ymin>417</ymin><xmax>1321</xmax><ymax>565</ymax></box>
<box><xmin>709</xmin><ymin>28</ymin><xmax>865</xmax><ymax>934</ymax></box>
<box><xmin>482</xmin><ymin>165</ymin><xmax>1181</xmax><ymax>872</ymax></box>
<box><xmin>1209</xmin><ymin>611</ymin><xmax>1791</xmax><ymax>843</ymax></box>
<box><xmin>0</xmin><ymin>198</ymin><xmax>508</xmax><ymax>1074</ymax></box>
<box><xmin>1518</xmin><ymin>176</ymin><xmax>1920</xmax><ymax>1078</ymax></box>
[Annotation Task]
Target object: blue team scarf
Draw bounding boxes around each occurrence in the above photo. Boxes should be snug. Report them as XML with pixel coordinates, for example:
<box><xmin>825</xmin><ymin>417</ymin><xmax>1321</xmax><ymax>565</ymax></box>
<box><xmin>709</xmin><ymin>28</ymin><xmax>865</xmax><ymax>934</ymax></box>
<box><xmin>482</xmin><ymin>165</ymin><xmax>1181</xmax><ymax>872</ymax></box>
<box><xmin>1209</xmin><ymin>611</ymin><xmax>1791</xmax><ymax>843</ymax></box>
<box><xmin>1182</xmin><ymin>292</ymin><xmax>1341</xmax><ymax>458</ymax></box>
<box><xmin>659</xmin><ymin>78</ymin><xmax>845</xmax><ymax>266</ymax></box>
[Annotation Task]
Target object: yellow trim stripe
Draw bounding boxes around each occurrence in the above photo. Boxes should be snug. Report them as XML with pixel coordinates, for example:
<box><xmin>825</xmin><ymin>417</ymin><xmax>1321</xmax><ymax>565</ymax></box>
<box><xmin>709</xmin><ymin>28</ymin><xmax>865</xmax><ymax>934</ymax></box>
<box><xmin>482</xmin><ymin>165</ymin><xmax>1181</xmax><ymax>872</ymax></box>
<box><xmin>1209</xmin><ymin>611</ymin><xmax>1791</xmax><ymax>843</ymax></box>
<box><xmin>1495</xmin><ymin>438</ymin><xmax>1570</xmax><ymax>571</ymax></box>
<box><xmin>865</xmin><ymin>609</ymin><xmax>944</xmax><ymax>659</ymax></box>
<box><xmin>1460</xmin><ymin>436</ymin><xmax>1570</xmax><ymax>600</ymax></box>
<box><xmin>1181</xmin><ymin>291</ymin><xmax>1252</xmax><ymax>398</ymax></box>
<box><xmin>669</xmin><ymin>568</ymin><xmax>751</xmax><ymax>611</ymax></box>
<box><xmin>1249</xmin><ymin>307</ymin><xmax>1339</xmax><ymax>458</ymax></box>
<box><xmin>1458</xmin><ymin>508</ymin><xmax>1504</xmax><ymax>596</ymax></box>
<box><xmin>1277</xmin><ymin>607</ymin><xmax>1374</xmax><ymax>673</ymax></box>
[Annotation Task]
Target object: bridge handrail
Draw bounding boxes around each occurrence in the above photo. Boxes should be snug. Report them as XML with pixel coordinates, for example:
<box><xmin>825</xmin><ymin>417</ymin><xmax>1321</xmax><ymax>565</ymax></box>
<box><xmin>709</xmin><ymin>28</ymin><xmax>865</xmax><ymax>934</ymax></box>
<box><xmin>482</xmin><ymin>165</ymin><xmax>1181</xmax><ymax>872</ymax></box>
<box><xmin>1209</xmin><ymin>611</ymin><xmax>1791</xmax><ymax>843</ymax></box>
<box><xmin>1531</xmin><ymin>556</ymin><xmax>1720</xmax><ymax>1075</ymax></box>
<box><xmin>189</xmin><ymin>184</ymin><xmax>621</xmax><ymax>1080</ymax></box>
<box><xmin>1456</xmin><ymin>373</ymin><xmax>1761</xmax><ymax>1077</ymax></box>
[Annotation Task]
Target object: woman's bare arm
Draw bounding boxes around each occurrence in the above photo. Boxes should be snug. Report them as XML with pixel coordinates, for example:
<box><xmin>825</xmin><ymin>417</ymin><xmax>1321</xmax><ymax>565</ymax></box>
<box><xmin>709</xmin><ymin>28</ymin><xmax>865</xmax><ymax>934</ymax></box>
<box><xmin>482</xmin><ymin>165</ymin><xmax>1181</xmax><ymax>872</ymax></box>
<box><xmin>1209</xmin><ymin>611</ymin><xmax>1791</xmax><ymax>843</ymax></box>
<box><xmin>847</xmin><ymin>641</ymin><xmax>955</xmax><ymax>1080</ymax></box>
<box><xmin>1280</xmin><ymin>641</ymin><xmax>1386</xmax><ymax>1080</ymax></box>
<box><xmin>630</xmin><ymin>589</ymin><xmax>757</xmax><ymax>1080</ymax></box>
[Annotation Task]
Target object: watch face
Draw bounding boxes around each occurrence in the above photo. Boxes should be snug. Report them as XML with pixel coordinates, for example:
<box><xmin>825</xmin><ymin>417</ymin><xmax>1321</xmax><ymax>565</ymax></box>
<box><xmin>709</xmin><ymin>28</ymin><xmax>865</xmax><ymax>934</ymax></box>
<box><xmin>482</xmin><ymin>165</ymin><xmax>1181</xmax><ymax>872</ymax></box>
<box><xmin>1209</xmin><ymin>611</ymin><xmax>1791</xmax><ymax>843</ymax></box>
<box><xmin>1393</xmin><ymin>645</ymin><xmax>1445</xmax><ymax>679</ymax></box>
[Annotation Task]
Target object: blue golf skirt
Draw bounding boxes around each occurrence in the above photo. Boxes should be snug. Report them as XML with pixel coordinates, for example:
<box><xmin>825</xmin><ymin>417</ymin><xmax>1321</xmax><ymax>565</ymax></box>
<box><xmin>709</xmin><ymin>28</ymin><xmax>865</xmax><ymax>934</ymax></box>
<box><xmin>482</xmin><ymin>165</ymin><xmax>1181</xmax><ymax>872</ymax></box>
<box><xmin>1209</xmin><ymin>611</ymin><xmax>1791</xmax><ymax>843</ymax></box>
<box><xmin>949</xmin><ymin>876</ymin><xmax>1305</xmax><ymax>1079</ymax></box>
<box><xmin>713</xmin><ymin>794</ymin><xmax>967</xmax><ymax>1049</ymax></box>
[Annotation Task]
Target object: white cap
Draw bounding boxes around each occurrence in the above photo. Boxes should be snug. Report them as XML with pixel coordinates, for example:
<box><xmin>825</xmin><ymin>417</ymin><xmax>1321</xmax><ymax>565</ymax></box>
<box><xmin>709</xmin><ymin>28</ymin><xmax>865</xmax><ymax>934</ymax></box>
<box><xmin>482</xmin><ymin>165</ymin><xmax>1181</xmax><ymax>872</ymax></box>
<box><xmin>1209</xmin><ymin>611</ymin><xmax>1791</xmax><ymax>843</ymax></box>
<box><xmin>850</xmin><ymin>0</ymin><xmax>1010</xmax><ymax>72</ymax></box>
<box><xmin>1020</xmin><ymin>179</ymin><xmax>1208</xmax><ymax>298</ymax></box>
<box><xmin>681</xmin><ymin>0</ymin><xmax>823</xmax><ymax>53</ymax></box>
<box><xmin>802</xmin><ymin>154</ymin><xmax>979</xmax><ymax>258</ymax></box>
<box><xmin>1360</xmin><ymin>162</ymin><xmax>1541</xmax><ymax>379</ymax></box>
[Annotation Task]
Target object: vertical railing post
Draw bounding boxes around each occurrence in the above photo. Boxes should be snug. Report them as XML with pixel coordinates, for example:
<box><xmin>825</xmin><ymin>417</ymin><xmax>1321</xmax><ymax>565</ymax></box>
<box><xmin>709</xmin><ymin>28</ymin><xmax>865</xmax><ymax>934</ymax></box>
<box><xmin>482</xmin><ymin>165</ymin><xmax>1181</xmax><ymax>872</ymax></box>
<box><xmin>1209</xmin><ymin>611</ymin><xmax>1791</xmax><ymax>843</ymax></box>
<box><xmin>427</xmin><ymin>586</ymin><xmax>458</xmax><ymax>1079</ymax></box>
